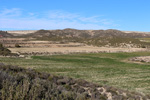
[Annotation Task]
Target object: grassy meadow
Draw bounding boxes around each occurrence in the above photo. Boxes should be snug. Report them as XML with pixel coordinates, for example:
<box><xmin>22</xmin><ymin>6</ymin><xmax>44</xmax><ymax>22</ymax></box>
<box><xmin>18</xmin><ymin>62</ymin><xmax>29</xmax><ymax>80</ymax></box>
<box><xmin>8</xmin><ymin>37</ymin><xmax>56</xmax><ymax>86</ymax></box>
<box><xmin>0</xmin><ymin>52</ymin><xmax>150</xmax><ymax>95</ymax></box>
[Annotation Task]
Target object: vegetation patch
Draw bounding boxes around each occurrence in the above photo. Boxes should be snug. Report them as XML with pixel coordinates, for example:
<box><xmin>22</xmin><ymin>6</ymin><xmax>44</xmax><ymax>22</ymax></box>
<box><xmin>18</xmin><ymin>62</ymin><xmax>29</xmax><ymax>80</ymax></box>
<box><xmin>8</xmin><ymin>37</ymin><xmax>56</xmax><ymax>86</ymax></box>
<box><xmin>0</xmin><ymin>64</ymin><xmax>149</xmax><ymax>100</ymax></box>
<box><xmin>0</xmin><ymin>52</ymin><xmax>150</xmax><ymax>95</ymax></box>
<box><xmin>0</xmin><ymin>44</ymin><xmax>17</xmax><ymax>56</ymax></box>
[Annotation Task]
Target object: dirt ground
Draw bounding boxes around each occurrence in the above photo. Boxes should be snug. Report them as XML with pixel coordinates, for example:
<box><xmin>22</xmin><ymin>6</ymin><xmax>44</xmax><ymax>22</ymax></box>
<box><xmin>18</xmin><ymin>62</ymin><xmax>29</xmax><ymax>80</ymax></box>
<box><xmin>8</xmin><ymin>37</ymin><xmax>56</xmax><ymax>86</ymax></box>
<box><xmin>2</xmin><ymin>38</ymin><xmax>150</xmax><ymax>55</ymax></box>
<box><xmin>130</xmin><ymin>56</ymin><xmax>150</xmax><ymax>63</ymax></box>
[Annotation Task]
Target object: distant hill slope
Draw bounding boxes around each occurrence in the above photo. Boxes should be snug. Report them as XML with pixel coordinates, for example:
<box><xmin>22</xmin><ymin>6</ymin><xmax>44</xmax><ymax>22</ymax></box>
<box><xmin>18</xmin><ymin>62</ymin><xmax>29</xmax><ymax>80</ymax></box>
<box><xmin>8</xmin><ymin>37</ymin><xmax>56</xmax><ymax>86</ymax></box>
<box><xmin>123</xmin><ymin>31</ymin><xmax>150</xmax><ymax>34</ymax></box>
<box><xmin>0</xmin><ymin>31</ymin><xmax>13</xmax><ymax>37</ymax></box>
<box><xmin>0</xmin><ymin>64</ymin><xmax>149</xmax><ymax>100</ymax></box>
<box><xmin>5</xmin><ymin>29</ymin><xmax>150</xmax><ymax>48</ymax></box>
<box><xmin>19</xmin><ymin>29</ymin><xmax>150</xmax><ymax>48</ymax></box>
<box><xmin>23</xmin><ymin>29</ymin><xmax>150</xmax><ymax>38</ymax></box>
<box><xmin>7</xmin><ymin>30</ymin><xmax>37</xmax><ymax>36</ymax></box>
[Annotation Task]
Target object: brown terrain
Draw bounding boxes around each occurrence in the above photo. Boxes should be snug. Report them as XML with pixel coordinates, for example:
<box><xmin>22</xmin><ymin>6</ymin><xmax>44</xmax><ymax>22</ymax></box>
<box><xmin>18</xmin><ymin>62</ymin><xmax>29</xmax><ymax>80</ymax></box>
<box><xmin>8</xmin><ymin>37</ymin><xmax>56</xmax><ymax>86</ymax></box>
<box><xmin>0</xmin><ymin>29</ymin><xmax>149</xmax><ymax>55</ymax></box>
<box><xmin>0</xmin><ymin>29</ymin><xmax>150</xmax><ymax>55</ymax></box>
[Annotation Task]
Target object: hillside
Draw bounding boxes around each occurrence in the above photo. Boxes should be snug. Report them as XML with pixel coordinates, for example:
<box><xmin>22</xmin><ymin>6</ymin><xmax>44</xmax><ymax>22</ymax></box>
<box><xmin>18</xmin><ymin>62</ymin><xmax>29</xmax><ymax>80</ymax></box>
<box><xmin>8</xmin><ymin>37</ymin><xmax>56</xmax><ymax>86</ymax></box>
<box><xmin>20</xmin><ymin>29</ymin><xmax>150</xmax><ymax>48</ymax></box>
<box><xmin>82</xmin><ymin>37</ymin><xmax>149</xmax><ymax>48</ymax></box>
<box><xmin>22</xmin><ymin>29</ymin><xmax>150</xmax><ymax>38</ymax></box>
<box><xmin>3</xmin><ymin>29</ymin><xmax>150</xmax><ymax>48</ymax></box>
<box><xmin>0</xmin><ymin>64</ymin><xmax>149</xmax><ymax>100</ymax></box>
<box><xmin>0</xmin><ymin>31</ymin><xmax>13</xmax><ymax>37</ymax></box>
<box><xmin>7</xmin><ymin>30</ymin><xmax>37</xmax><ymax>36</ymax></box>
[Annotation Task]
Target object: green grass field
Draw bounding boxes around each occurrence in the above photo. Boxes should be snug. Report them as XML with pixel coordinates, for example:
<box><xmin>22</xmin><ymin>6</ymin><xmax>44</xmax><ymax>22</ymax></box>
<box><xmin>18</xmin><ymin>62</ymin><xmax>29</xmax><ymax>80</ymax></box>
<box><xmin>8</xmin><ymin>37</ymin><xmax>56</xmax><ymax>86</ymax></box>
<box><xmin>0</xmin><ymin>52</ymin><xmax>150</xmax><ymax>95</ymax></box>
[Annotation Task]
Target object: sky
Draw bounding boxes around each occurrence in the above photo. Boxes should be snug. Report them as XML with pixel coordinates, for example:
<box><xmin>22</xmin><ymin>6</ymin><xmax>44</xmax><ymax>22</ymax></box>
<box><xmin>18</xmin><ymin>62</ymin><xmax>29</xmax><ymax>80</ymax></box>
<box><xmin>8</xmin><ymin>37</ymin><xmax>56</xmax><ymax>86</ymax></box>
<box><xmin>0</xmin><ymin>0</ymin><xmax>150</xmax><ymax>31</ymax></box>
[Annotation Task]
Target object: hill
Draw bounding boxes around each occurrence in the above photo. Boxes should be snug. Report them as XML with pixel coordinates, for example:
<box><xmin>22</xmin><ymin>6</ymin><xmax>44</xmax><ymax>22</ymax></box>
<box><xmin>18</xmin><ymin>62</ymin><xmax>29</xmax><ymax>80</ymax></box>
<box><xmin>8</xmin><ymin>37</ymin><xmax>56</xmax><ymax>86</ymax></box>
<box><xmin>22</xmin><ymin>29</ymin><xmax>150</xmax><ymax>39</ymax></box>
<box><xmin>7</xmin><ymin>30</ymin><xmax>37</xmax><ymax>36</ymax></box>
<box><xmin>20</xmin><ymin>29</ymin><xmax>150</xmax><ymax>48</ymax></box>
<box><xmin>4</xmin><ymin>29</ymin><xmax>150</xmax><ymax>48</ymax></box>
<box><xmin>0</xmin><ymin>64</ymin><xmax>149</xmax><ymax>100</ymax></box>
<box><xmin>0</xmin><ymin>31</ymin><xmax>13</xmax><ymax>37</ymax></box>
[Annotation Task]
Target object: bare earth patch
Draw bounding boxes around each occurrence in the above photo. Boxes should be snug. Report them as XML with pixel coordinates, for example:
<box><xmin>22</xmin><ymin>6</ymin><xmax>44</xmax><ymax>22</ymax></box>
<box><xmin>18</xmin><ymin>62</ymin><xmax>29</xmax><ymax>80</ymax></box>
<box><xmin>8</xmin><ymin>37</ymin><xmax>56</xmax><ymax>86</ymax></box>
<box><xmin>130</xmin><ymin>56</ymin><xmax>150</xmax><ymax>63</ymax></box>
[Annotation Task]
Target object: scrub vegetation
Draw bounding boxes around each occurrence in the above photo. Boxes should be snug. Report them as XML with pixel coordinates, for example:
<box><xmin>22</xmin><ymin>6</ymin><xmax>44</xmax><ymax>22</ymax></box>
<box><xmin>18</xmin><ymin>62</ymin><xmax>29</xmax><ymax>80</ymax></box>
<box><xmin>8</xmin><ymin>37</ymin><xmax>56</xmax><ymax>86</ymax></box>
<box><xmin>0</xmin><ymin>52</ymin><xmax>150</xmax><ymax>96</ymax></box>
<box><xmin>0</xmin><ymin>63</ymin><xmax>149</xmax><ymax>100</ymax></box>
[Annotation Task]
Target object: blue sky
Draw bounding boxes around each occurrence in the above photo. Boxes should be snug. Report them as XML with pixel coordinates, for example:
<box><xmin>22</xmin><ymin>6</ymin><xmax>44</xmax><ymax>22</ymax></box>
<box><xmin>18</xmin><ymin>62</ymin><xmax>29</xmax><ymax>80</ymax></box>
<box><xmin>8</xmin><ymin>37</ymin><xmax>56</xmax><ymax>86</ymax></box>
<box><xmin>0</xmin><ymin>0</ymin><xmax>150</xmax><ymax>31</ymax></box>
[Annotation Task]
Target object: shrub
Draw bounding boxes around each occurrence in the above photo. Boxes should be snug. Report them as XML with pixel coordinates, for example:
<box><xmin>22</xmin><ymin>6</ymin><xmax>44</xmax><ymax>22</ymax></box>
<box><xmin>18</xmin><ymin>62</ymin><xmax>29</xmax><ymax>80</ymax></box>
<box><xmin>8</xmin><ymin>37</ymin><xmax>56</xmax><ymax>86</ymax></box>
<box><xmin>15</xmin><ymin>44</ymin><xmax>21</xmax><ymax>48</ymax></box>
<box><xmin>0</xmin><ymin>43</ymin><xmax>12</xmax><ymax>56</ymax></box>
<box><xmin>141</xmin><ymin>45</ymin><xmax>146</xmax><ymax>48</ymax></box>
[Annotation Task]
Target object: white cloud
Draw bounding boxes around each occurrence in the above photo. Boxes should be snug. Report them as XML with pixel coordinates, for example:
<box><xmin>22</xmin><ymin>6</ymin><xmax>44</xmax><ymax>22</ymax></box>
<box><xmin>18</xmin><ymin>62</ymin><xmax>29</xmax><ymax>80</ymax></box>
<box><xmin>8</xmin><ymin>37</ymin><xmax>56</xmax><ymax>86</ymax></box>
<box><xmin>78</xmin><ymin>16</ymin><xmax>100</xmax><ymax>23</ymax></box>
<box><xmin>0</xmin><ymin>8</ymin><xmax>22</xmax><ymax>18</ymax></box>
<box><xmin>46</xmin><ymin>10</ymin><xmax>79</xmax><ymax>20</ymax></box>
<box><xmin>0</xmin><ymin>8</ymin><xmax>118</xmax><ymax>30</ymax></box>
<box><xmin>28</xmin><ymin>12</ymin><xmax>35</xmax><ymax>16</ymax></box>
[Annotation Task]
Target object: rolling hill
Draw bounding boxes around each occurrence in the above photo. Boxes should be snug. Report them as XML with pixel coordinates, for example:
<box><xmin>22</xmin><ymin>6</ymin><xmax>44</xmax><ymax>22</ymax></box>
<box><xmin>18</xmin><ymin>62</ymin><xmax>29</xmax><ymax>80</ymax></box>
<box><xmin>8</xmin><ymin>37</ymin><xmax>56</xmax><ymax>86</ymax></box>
<box><xmin>1</xmin><ymin>29</ymin><xmax>150</xmax><ymax>48</ymax></box>
<box><xmin>19</xmin><ymin>29</ymin><xmax>150</xmax><ymax>48</ymax></box>
<box><xmin>22</xmin><ymin>28</ymin><xmax>150</xmax><ymax>38</ymax></box>
<box><xmin>0</xmin><ymin>31</ymin><xmax>13</xmax><ymax>37</ymax></box>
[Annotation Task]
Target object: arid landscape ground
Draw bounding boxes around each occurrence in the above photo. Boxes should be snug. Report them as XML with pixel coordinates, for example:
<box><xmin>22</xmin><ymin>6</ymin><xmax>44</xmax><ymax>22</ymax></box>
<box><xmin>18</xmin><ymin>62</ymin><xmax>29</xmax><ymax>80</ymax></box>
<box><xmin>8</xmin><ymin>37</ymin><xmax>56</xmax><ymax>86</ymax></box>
<box><xmin>0</xmin><ymin>29</ymin><xmax>150</xmax><ymax>99</ymax></box>
<box><xmin>2</xmin><ymin>29</ymin><xmax>150</xmax><ymax>55</ymax></box>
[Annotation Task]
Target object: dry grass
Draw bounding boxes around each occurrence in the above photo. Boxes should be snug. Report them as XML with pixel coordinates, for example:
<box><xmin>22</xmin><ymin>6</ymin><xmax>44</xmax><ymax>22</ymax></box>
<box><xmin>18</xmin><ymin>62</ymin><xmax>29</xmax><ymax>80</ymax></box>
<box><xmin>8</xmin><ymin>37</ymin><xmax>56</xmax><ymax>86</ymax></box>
<box><xmin>8</xmin><ymin>46</ymin><xmax>149</xmax><ymax>55</ymax></box>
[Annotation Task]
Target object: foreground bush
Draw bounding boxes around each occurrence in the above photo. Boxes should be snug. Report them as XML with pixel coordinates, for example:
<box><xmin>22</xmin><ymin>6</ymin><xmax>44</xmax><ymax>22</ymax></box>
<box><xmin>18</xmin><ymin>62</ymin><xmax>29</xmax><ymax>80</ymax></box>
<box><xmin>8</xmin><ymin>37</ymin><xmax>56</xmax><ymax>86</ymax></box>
<box><xmin>0</xmin><ymin>64</ymin><xmax>149</xmax><ymax>100</ymax></box>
